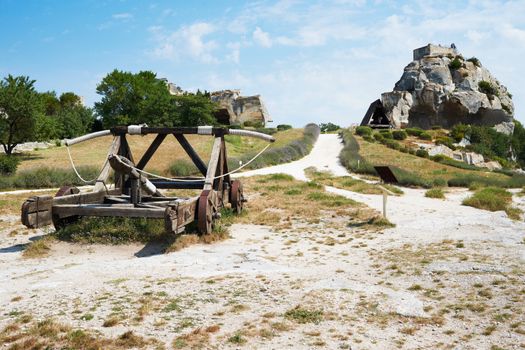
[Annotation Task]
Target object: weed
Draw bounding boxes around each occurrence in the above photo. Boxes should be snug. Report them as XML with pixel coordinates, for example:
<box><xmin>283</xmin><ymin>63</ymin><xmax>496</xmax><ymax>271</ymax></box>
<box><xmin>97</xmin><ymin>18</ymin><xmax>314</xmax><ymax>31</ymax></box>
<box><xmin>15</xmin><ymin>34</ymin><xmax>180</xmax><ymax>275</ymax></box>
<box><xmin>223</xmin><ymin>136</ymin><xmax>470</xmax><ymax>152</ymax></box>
<box><xmin>22</xmin><ymin>236</ymin><xmax>55</xmax><ymax>259</ymax></box>
<box><xmin>285</xmin><ymin>306</ymin><xmax>323</xmax><ymax>324</ymax></box>
<box><xmin>425</xmin><ymin>188</ymin><xmax>445</xmax><ymax>199</ymax></box>
<box><xmin>228</xmin><ymin>332</ymin><xmax>247</xmax><ymax>345</ymax></box>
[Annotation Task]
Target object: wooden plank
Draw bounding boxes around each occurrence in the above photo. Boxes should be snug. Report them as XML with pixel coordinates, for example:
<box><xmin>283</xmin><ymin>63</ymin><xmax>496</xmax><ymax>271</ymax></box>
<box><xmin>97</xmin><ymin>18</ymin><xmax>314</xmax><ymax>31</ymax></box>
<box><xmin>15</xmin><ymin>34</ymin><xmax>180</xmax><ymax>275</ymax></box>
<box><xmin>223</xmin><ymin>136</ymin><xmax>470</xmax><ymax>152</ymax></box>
<box><xmin>174</xmin><ymin>134</ymin><xmax>208</xmax><ymax>175</ymax></box>
<box><xmin>52</xmin><ymin>204</ymin><xmax>165</xmax><ymax>218</ymax></box>
<box><xmin>53</xmin><ymin>189</ymin><xmax>121</xmax><ymax>205</ymax></box>
<box><xmin>24</xmin><ymin>210</ymin><xmax>52</xmax><ymax>228</ymax></box>
<box><xmin>164</xmin><ymin>200</ymin><xmax>198</xmax><ymax>234</ymax></box>
<box><xmin>93</xmin><ymin>136</ymin><xmax>121</xmax><ymax>192</ymax></box>
<box><xmin>136</xmin><ymin>134</ymin><xmax>167</xmax><ymax>170</ymax></box>
<box><xmin>21</xmin><ymin>195</ymin><xmax>53</xmax><ymax>214</ymax></box>
<box><xmin>204</xmin><ymin>137</ymin><xmax>222</xmax><ymax>190</ymax></box>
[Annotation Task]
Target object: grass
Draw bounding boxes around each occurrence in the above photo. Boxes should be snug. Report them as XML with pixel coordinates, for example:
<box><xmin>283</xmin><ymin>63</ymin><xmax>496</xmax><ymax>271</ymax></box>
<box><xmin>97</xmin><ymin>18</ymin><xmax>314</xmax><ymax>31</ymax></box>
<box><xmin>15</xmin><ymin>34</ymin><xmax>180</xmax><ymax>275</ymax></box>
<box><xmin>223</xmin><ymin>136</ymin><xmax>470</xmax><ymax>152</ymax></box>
<box><xmin>3</xmin><ymin>126</ymin><xmax>308</xmax><ymax>189</ymax></box>
<box><xmin>305</xmin><ymin>167</ymin><xmax>403</xmax><ymax>195</ymax></box>
<box><xmin>284</xmin><ymin>306</ymin><xmax>323</xmax><ymax>324</ymax></box>
<box><xmin>343</xmin><ymin>129</ymin><xmax>525</xmax><ymax>189</ymax></box>
<box><xmin>22</xmin><ymin>236</ymin><xmax>55</xmax><ymax>259</ymax></box>
<box><xmin>236</xmin><ymin>173</ymin><xmax>376</xmax><ymax>229</ymax></box>
<box><xmin>0</xmin><ymin>318</ymin><xmax>158</xmax><ymax>349</ymax></box>
<box><xmin>462</xmin><ymin>187</ymin><xmax>522</xmax><ymax>219</ymax></box>
<box><xmin>54</xmin><ymin>217</ymin><xmax>168</xmax><ymax>244</ymax></box>
<box><xmin>425</xmin><ymin>188</ymin><xmax>445</xmax><ymax>199</ymax></box>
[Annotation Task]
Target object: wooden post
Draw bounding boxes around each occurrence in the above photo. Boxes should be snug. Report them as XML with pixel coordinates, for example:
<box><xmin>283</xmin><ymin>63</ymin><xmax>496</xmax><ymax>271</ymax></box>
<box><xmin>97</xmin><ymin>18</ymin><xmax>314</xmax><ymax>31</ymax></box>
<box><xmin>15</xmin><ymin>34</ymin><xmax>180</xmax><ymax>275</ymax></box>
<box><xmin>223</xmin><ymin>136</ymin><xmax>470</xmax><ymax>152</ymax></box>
<box><xmin>204</xmin><ymin>137</ymin><xmax>222</xmax><ymax>191</ymax></box>
<box><xmin>382</xmin><ymin>189</ymin><xmax>387</xmax><ymax>219</ymax></box>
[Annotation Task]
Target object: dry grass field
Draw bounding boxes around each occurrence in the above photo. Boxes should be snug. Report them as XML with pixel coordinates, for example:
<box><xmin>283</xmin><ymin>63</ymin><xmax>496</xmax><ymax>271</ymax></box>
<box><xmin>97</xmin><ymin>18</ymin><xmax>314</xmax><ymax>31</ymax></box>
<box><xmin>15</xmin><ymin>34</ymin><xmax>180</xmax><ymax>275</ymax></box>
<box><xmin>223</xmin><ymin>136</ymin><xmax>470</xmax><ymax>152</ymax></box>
<box><xmin>17</xmin><ymin>128</ymin><xmax>304</xmax><ymax>175</ymax></box>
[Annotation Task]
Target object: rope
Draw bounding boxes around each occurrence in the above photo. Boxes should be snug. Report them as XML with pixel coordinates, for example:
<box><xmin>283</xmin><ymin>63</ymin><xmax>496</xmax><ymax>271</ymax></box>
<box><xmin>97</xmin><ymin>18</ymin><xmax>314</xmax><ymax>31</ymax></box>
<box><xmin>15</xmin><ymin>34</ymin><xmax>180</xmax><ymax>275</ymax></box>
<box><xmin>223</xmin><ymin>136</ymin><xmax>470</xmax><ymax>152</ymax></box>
<box><xmin>131</xmin><ymin>143</ymin><xmax>272</xmax><ymax>182</ymax></box>
<box><xmin>66</xmin><ymin>136</ymin><xmax>119</xmax><ymax>184</ymax></box>
<box><xmin>66</xmin><ymin>136</ymin><xmax>271</xmax><ymax>184</ymax></box>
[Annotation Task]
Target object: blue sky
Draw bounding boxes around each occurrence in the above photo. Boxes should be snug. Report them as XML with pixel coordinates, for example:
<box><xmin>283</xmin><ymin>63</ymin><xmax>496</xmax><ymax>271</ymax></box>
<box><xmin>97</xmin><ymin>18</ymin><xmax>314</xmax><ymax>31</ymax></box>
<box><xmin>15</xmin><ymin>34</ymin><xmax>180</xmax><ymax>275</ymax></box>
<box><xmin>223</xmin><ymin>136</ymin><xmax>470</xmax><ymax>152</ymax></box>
<box><xmin>1</xmin><ymin>0</ymin><xmax>524</xmax><ymax>126</ymax></box>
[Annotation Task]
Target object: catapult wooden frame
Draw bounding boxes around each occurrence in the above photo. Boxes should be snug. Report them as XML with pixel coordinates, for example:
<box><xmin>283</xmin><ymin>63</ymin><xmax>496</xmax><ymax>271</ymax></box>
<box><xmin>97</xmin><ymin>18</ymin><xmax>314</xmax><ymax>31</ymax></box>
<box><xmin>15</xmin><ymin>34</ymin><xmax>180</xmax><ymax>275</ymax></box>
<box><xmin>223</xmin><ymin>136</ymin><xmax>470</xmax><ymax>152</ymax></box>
<box><xmin>21</xmin><ymin>126</ymin><xmax>274</xmax><ymax>235</ymax></box>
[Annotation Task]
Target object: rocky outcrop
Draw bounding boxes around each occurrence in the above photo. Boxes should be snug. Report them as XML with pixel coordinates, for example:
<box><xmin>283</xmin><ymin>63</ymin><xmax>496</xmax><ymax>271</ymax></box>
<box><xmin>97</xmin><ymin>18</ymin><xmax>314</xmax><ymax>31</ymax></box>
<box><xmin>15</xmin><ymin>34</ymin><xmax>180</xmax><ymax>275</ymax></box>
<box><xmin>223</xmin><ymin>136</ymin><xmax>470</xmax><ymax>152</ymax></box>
<box><xmin>363</xmin><ymin>44</ymin><xmax>514</xmax><ymax>134</ymax></box>
<box><xmin>211</xmin><ymin>90</ymin><xmax>272</xmax><ymax>126</ymax></box>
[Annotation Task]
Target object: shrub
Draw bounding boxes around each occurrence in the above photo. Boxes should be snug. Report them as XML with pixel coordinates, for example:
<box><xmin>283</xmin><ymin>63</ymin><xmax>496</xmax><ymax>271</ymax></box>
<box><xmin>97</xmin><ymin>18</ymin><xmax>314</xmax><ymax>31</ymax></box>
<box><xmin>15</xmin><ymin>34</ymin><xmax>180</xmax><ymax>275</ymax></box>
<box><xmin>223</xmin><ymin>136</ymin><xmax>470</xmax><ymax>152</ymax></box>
<box><xmin>373</xmin><ymin>133</ymin><xmax>384</xmax><ymax>142</ymax></box>
<box><xmin>242</xmin><ymin>120</ymin><xmax>263</xmax><ymax>128</ymax></box>
<box><xmin>462</xmin><ymin>187</ymin><xmax>511</xmax><ymax>212</ymax></box>
<box><xmin>449</xmin><ymin>57</ymin><xmax>462</xmax><ymax>70</ymax></box>
<box><xmin>338</xmin><ymin>129</ymin><xmax>377</xmax><ymax>176</ymax></box>
<box><xmin>255</xmin><ymin>127</ymin><xmax>277</xmax><ymax>135</ymax></box>
<box><xmin>406</xmin><ymin>127</ymin><xmax>424</xmax><ymax>137</ymax></box>
<box><xmin>416</xmin><ymin>149</ymin><xmax>429</xmax><ymax>158</ymax></box>
<box><xmin>478</xmin><ymin>80</ymin><xmax>498</xmax><ymax>96</ymax></box>
<box><xmin>384</xmin><ymin>139</ymin><xmax>401</xmax><ymax>150</ymax></box>
<box><xmin>169</xmin><ymin>159</ymin><xmax>199</xmax><ymax>176</ymax></box>
<box><xmin>431</xmin><ymin>155</ymin><xmax>479</xmax><ymax>171</ymax></box>
<box><xmin>432</xmin><ymin>178</ymin><xmax>448</xmax><ymax>187</ymax></box>
<box><xmin>379</xmin><ymin>130</ymin><xmax>393</xmax><ymax>139</ymax></box>
<box><xmin>392</xmin><ymin>130</ymin><xmax>407</xmax><ymax>140</ymax></box>
<box><xmin>435</xmin><ymin>136</ymin><xmax>455</xmax><ymax>149</ymax></box>
<box><xmin>425</xmin><ymin>188</ymin><xmax>445</xmax><ymax>199</ymax></box>
<box><xmin>450</xmin><ymin>123</ymin><xmax>470</xmax><ymax>142</ymax></box>
<box><xmin>467</xmin><ymin>57</ymin><xmax>481</xmax><ymax>67</ymax></box>
<box><xmin>390</xmin><ymin>167</ymin><xmax>433</xmax><ymax>188</ymax></box>
<box><xmin>419</xmin><ymin>132</ymin><xmax>432</xmax><ymax>141</ymax></box>
<box><xmin>363</xmin><ymin>135</ymin><xmax>374</xmax><ymax>143</ymax></box>
<box><xmin>448</xmin><ymin>173</ymin><xmax>525</xmax><ymax>188</ymax></box>
<box><xmin>355</xmin><ymin>126</ymin><xmax>373</xmax><ymax>137</ymax></box>
<box><xmin>0</xmin><ymin>155</ymin><xmax>20</xmax><ymax>175</ymax></box>
<box><xmin>230</xmin><ymin>123</ymin><xmax>320</xmax><ymax>171</ymax></box>
<box><xmin>276</xmin><ymin>124</ymin><xmax>292</xmax><ymax>131</ymax></box>
<box><xmin>1</xmin><ymin>166</ymin><xmax>99</xmax><ymax>189</ymax></box>
<box><xmin>319</xmin><ymin>122</ymin><xmax>340</xmax><ymax>133</ymax></box>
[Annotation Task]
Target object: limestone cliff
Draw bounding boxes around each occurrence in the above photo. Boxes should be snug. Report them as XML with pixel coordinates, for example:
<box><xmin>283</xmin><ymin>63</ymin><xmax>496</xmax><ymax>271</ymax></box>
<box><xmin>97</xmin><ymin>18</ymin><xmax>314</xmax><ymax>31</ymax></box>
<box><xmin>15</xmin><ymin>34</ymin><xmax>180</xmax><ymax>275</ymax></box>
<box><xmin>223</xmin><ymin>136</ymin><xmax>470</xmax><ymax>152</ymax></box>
<box><xmin>362</xmin><ymin>44</ymin><xmax>514</xmax><ymax>134</ymax></box>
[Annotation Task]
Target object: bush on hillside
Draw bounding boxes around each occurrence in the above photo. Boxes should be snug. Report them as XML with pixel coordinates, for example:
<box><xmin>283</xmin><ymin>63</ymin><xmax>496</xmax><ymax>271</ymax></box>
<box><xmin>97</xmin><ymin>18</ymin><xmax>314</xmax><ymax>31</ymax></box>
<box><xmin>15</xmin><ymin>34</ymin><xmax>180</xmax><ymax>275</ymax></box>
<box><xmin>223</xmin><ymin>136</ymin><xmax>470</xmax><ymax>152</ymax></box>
<box><xmin>355</xmin><ymin>126</ymin><xmax>373</xmax><ymax>137</ymax></box>
<box><xmin>416</xmin><ymin>149</ymin><xmax>429</xmax><ymax>158</ymax></box>
<box><xmin>392</xmin><ymin>130</ymin><xmax>407</xmax><ymax>140</ymax></box>
<box><xmin>478</xmin><ymin>80</ymin><xmax>498</xmax><ymax>96</ymax></box>
<box><xmin>380</xmin><ymin>130</ymin><xmax>393</xmax><ymax>139</ymax></box>
<box><xmin>0</xmin><ymin>155</ymin><xmax>20</xmax><ymax>175</ymax></box>
<box><xmin>169</xmin><ymin>159</ymin><xmax>200</xmax><ymax>176</ymax></box>
<box><xmin>406</xmin><ymin>127</ymin><xmax>424</xmax><ymax>137</ymax></box>
<box><xmin>419</xmin><ymin>132</ymin><xmax>432</xmax><ymax>141</ymax></box>
<box><xmin>373</xmin><ymin>133</ymin><xmax>384</xmax><ymax>142</ymax></box>
<box><xmin>276</xmin><ymin>124</ymin><xmax>292</xmax><ymax>131</ymax></box>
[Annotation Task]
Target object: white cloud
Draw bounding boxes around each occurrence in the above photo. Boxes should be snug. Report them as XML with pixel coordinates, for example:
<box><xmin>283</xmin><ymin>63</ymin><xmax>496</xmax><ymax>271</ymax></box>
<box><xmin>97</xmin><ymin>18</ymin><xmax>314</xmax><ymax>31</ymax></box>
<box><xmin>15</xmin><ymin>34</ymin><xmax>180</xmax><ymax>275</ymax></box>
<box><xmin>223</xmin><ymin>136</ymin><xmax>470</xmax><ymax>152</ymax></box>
<box><xmin>112</xmin><ymin>12</ymin><xmax>133</xmax><ymax>20</ymax></box>
<box><xmin>253</xmin><ymin>27</ymin><xmax>272</xmax><ymax>47</ymax></box>
<box><xmin>149</xmin><ymin>22</ymin><xmax>219</xmax><ymax>63</ymax></box>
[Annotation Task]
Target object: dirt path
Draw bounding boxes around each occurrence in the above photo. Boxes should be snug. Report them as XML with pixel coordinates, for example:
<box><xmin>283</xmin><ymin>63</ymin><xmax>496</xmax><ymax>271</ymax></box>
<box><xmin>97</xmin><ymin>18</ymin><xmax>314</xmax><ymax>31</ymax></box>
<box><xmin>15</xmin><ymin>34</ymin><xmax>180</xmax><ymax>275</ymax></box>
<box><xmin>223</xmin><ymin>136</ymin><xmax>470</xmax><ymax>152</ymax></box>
<box><xmin>1</xmin><ymin>134</ymin><xmax>524</xmax><ymax>349</ymax></box>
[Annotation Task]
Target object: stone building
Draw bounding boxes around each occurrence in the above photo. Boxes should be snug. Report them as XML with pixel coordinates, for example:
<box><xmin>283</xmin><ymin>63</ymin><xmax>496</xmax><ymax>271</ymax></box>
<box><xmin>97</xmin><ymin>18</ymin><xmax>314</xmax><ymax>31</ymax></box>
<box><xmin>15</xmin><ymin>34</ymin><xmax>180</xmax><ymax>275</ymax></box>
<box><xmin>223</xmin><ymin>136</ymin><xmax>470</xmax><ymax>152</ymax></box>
<box><xmin>211</xmin><ymin>90</ymin><xmax>272</xmax><ymax>126</ymax></box>
<box><xmin>361</xmin><ymin>44</ymin><xmax>514</xmax><ymax>134</ymax></box>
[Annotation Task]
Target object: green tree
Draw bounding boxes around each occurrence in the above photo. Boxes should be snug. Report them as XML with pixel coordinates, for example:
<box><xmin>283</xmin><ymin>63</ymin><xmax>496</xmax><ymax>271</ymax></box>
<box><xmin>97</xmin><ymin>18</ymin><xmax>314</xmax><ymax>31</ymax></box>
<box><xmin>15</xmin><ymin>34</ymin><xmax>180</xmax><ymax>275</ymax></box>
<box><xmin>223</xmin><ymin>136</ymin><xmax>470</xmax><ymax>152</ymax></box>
<box><xmin>0</xmin><ymin>75</ymin><xmax>43</xmax><ymax>154</ymax></box>
<box><xmin>511</xmin><ymin>120</ymin><xmax>525</xmax><ymax>167</ymax></box>
<box><xmin>172</xmin><ymin>93</ymin><xmax>217</xmax><ymax>126</ymax></box>
<box><xmin>95</xmin><ymin>70</ymin><xmax>174</xmax><ymax>127</ymax></box>
<box><xmin>55</xmin><ymin>104</ymin><xmax>95</xmax><ymax>138</ymax></box>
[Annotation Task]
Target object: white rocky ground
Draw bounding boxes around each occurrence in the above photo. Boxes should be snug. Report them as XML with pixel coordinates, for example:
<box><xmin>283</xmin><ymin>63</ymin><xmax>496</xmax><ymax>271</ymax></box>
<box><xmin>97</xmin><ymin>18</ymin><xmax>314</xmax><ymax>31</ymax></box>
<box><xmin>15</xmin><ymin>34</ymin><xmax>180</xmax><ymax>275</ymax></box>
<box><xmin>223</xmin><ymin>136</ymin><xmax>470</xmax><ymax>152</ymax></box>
<box><xmin>1</xmin><ymin>134</ymin><xmax>524</xmax><ymax>349</ymax></box>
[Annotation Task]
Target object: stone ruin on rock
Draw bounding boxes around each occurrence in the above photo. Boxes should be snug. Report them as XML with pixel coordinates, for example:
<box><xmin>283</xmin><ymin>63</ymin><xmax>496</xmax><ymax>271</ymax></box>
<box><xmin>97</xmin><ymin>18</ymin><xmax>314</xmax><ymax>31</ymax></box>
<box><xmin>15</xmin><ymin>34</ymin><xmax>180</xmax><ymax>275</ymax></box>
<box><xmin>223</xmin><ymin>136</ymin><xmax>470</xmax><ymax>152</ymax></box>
<box><xmin>361</xmin><ymin>44</ymin><xmax>515</xmax><ymax>134</ymax></box>
<box><xmin>211</xmin><ymin>90</ymin><xmax>272</xmax><ymax>126</ymax></box>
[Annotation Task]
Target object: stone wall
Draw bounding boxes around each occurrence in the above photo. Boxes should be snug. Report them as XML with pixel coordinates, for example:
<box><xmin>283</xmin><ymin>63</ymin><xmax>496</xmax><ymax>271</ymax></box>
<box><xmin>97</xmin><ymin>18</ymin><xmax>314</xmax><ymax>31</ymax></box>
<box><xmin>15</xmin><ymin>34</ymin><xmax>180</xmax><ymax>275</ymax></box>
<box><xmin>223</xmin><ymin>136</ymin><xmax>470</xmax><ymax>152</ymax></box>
<box><xmin>413</xmin><ymin>44</ymin><xmax>457</xmax><ymax>60</ymax></box>
<box><xmin>211</xmin><ymin>90</ymin><xmax>272</xmax><ymax>125</ymax></box>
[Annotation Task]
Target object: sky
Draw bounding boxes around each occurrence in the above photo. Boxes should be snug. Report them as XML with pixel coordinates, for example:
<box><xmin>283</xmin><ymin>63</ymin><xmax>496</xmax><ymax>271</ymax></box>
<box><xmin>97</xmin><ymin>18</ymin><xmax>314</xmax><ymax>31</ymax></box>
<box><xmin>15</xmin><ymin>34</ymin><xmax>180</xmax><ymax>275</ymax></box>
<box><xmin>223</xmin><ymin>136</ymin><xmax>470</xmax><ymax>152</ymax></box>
<box><xmin>1</xmin><ymin>0</ymin><xmax>524</xmax><ymax>127</ymax></box>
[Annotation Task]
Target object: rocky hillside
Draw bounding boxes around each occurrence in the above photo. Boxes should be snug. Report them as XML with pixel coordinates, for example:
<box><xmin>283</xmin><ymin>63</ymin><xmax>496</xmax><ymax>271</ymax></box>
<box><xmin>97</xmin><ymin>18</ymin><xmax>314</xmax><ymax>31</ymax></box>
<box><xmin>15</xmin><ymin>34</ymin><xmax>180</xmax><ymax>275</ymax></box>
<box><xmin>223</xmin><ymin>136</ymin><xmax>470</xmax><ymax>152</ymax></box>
<box><xmin>364</xmin><ymin>44</ymin><xmax>515</xmax><ymax>134</ymax></box>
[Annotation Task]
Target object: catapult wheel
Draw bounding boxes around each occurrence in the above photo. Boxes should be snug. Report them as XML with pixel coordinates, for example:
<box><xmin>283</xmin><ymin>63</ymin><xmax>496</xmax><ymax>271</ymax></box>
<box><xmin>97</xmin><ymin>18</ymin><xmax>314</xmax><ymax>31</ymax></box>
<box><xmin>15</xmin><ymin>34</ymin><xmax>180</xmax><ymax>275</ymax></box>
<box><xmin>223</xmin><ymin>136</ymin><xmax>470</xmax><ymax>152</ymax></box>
<box><xmin>52</xmin><ymin>186</ymin><xmax>81</xmax><ymax>230</ymax></box>
<box><xmin>198</xmin><ymin>190</ymin><xmax>219</xmax><ymax>234</ymax></box>
<box><xmin>230</xmin><ymin>180</ymin><xmax>244</xmax><ymax>214</ymax></box>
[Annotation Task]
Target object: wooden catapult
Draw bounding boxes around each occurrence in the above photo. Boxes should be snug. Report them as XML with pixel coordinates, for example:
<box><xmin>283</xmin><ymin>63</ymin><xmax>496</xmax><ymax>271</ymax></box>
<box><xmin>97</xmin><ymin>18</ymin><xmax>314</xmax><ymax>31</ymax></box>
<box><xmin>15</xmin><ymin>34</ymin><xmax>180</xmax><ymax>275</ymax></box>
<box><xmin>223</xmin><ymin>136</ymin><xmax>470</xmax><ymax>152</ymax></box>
<box><xmin>21</xmin><ymin>125</ymin><xmax>274</xmax><ymax>234</ymax></box>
